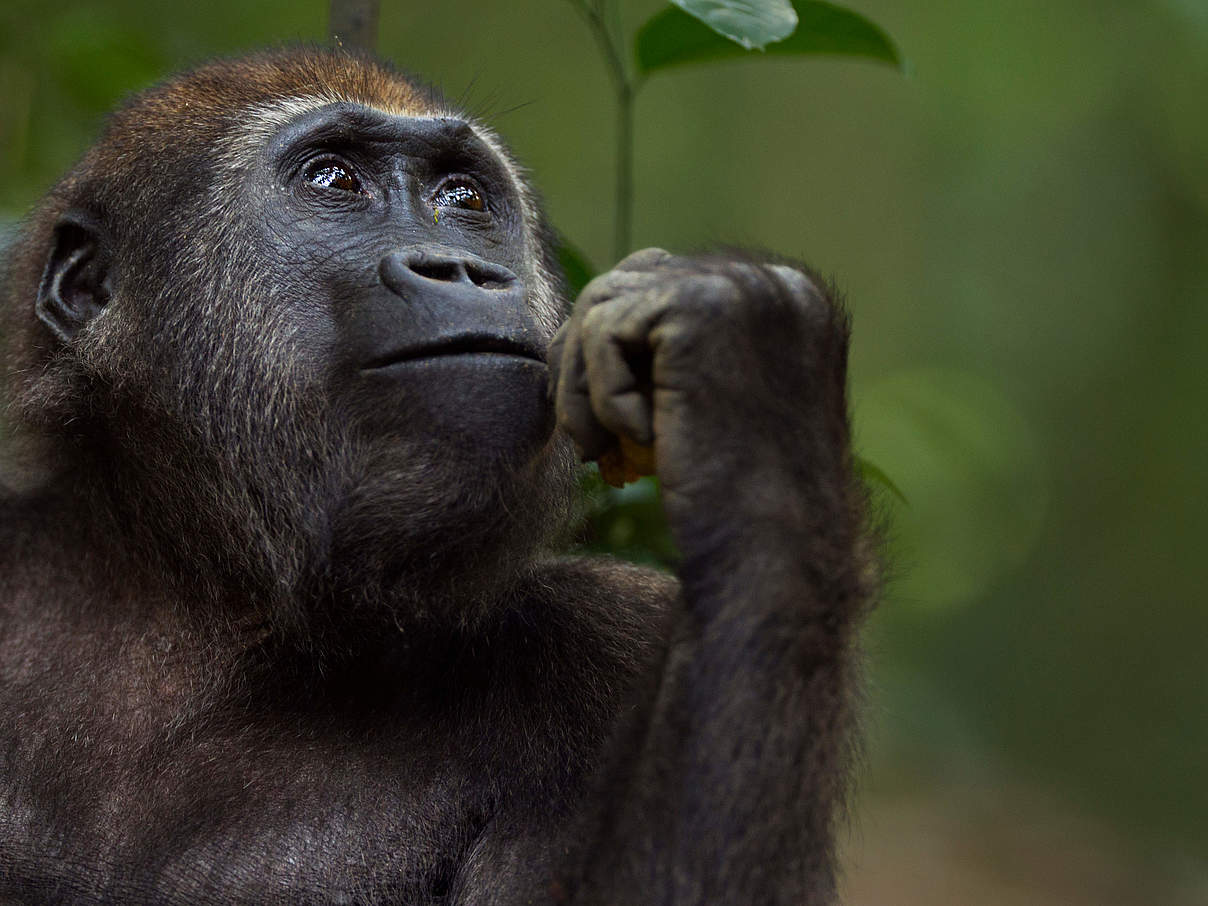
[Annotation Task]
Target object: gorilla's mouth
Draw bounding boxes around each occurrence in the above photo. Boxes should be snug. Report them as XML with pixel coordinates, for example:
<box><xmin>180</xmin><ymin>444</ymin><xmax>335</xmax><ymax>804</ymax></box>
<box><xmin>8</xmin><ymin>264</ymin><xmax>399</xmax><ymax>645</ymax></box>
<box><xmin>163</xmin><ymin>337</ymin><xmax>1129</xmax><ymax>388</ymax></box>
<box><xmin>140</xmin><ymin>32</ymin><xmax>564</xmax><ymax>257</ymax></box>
<box><xmin>364</xmin><ymin>334</ymin><xmax>546</xmax><ymax>370</ymax></box>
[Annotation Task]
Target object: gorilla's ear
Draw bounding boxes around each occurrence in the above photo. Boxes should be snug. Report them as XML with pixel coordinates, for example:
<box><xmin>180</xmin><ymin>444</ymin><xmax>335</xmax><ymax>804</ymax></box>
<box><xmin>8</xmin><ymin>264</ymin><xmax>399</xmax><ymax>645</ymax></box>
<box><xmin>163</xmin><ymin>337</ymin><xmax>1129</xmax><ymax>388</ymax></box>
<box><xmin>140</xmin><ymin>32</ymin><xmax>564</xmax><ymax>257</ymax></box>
<box><xmin>36</xmin><ymin>211</ymin><xmax>112</xmax><ymax>343</ymax></box>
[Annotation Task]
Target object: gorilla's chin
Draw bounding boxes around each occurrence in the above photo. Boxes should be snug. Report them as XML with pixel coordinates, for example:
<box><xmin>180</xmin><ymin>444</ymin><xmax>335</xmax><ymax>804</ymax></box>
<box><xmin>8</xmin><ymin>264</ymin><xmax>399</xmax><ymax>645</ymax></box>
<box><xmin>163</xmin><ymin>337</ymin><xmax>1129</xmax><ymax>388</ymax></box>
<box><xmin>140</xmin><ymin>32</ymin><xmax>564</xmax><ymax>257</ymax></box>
<box><xmin>349</xmin><ymin>355</ymin><xmax>556</xmax><ymax>470</ymax></box>
<box><xmin>323</xmin><ymin>410</ymin><xmax>579</xmax><ymax>621</ymax></box>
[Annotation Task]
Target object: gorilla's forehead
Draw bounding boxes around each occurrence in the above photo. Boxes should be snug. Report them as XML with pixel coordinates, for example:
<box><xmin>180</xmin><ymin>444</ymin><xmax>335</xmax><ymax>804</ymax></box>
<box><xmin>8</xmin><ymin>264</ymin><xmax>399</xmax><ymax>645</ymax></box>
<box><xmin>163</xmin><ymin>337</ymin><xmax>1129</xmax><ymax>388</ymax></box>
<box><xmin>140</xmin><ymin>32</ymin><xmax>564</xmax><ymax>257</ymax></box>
<box><xmin>78</xmin><ymin>50</ymin><xmax>456</xmax><ymax>178</ymax></box>
<box><xmin>168</xmin><ymin>50</ymin><xmax>439</xmax><ymax>116</ymax></box>
<box><xmin>235</xmin><ymin>99</ymin><xmax>484</xmax><ymax>162</ymax></box>
<box><xmin>225</xmin><ymin>96</ymin><xmax>464</xmax><ymax>167</ymax></box>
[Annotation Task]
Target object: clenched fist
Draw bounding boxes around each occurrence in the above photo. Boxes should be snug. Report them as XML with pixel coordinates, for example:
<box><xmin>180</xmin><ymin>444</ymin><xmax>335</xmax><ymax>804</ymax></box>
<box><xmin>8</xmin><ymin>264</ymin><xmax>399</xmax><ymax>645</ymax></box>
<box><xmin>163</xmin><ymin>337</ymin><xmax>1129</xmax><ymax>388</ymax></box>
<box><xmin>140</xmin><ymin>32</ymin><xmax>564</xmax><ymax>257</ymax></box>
<box><xmin>549</xmin><ymin>248</ymin><xmax>852</xmax><ymax>550</ymax></box>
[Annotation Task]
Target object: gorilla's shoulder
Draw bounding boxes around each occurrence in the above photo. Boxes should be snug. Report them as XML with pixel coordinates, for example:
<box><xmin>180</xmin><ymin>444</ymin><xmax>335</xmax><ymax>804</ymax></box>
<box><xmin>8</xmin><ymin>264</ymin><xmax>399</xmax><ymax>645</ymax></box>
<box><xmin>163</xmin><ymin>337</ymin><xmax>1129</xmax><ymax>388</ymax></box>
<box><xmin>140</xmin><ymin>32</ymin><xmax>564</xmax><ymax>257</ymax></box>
<box><xmin>518</xmin><ymin>556</ymin><xmax>680</xmax><ymax>651</ymax></box>
<box><xmin>529</xmin><ymin>555</ymin><xmax>679</xmax><ymax>611</ymax></box>
<box><xmin>513</xmin><ymin>556</ymin><xmax>679</xmax><ymax>682</ymax></box>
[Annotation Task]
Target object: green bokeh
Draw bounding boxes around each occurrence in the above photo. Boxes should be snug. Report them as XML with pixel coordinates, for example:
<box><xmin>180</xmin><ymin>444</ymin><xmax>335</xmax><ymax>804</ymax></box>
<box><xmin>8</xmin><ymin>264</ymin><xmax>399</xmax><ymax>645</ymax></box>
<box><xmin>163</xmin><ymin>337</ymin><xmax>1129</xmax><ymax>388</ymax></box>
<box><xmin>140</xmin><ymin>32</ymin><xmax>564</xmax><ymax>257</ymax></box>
<box><xmin>2</xmin><ymin>0</ymin><xmax>1205</xmax><ymax>889</ymax></box>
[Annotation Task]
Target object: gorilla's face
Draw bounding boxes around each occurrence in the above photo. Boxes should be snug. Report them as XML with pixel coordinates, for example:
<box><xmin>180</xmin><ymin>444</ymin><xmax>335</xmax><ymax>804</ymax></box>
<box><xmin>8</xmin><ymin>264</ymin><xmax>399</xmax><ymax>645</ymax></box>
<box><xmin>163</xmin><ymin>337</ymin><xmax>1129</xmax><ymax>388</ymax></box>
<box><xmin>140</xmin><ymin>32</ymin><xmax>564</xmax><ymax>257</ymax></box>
<box><xmin>19</xmin><ymin>86</ymin><xmax>577</xmax><ymax>604</ymax></box>
<box><xmin>251</xmin><ymin>103</ymin><xmax>558</xmax><ymax>471</ymax></box>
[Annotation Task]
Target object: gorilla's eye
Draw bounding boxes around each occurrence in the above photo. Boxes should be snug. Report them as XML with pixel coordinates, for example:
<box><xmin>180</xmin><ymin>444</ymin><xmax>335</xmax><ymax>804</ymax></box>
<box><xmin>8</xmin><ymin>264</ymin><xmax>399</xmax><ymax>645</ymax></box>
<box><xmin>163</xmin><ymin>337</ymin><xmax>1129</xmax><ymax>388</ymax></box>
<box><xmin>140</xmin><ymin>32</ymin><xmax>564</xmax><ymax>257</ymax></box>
<box><xmin>434</xmin><ymin>180</ymin><xmax>486</xmax><ymax>213</ymax></box>
<box><xmin>303</xmin><ymin>160</ymin><xmax>362</xmax><ymax>194</ymax></box>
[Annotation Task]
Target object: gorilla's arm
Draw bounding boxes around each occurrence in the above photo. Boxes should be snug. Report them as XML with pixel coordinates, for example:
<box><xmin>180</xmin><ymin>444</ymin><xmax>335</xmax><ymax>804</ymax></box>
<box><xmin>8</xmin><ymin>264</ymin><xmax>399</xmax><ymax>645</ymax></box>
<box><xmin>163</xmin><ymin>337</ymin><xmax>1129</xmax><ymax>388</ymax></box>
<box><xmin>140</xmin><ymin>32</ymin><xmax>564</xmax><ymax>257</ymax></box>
<box><xmin>550</xmin><ymin>250</ymin><xmax>871</xmax><ymax>903</ymax></box>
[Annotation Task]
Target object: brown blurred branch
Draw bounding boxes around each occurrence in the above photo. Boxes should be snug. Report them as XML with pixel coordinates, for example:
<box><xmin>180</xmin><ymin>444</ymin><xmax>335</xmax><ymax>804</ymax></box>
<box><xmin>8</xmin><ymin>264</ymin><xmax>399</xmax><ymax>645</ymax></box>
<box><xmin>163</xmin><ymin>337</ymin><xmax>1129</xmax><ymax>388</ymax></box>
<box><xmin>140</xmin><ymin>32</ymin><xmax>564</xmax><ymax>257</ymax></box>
<box><xmin>329</xmin><ymin>0</ymin><xmax>380</xmax><ymax>53</ymax></box>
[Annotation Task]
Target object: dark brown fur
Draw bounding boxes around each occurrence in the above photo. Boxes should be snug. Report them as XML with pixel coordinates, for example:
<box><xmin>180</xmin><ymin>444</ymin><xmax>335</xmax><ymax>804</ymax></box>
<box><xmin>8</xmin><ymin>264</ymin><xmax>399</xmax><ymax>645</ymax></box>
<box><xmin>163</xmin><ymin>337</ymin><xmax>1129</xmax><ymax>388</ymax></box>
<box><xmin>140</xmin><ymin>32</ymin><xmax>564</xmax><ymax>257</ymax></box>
<box><xmin>0</xmin><ymin>47</ymin><xmax>873</xmax><ymax>904</ymax></box>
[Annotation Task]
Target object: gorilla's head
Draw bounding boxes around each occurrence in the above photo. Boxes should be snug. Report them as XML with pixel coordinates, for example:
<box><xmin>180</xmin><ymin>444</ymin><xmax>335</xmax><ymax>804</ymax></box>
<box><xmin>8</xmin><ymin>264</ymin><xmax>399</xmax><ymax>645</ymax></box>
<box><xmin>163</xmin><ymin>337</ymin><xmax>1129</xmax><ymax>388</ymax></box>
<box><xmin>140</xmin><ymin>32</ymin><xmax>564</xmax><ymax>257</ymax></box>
<box><xmin>0</xmin><ymin>48</ymin><xmax>579</xmax><ymax>630</ymax></box>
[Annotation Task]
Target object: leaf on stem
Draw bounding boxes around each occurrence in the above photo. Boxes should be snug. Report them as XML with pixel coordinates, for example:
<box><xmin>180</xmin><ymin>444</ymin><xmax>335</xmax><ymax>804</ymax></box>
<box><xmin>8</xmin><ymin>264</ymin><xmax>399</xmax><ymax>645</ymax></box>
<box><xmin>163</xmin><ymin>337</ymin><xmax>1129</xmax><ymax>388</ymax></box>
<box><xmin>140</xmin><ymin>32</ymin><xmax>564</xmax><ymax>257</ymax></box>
<box><xmin>670</xmin><ymin>0</ymin><xmax>799</xmax><ymax>51</ymax></box>
<box><xmin>637</xmin><ymin>1</ymin><xmax>903</xmax><ymax>76</ymax></box>
<box><xmin>558</xmin><ymin>239</ymin><xmax>597</xmax><ymax>298</ymax></box>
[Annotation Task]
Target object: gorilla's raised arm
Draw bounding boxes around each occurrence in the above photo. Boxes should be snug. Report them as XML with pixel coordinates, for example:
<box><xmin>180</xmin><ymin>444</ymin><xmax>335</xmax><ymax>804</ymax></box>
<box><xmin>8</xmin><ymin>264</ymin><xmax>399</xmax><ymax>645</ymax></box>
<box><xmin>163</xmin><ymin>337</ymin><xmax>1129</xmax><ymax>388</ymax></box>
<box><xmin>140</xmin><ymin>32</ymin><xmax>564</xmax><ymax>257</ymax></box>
<box><xmin>547</xmin><ymin>249</ymin><xmax>869</xmax><ymax>901</ymax></box>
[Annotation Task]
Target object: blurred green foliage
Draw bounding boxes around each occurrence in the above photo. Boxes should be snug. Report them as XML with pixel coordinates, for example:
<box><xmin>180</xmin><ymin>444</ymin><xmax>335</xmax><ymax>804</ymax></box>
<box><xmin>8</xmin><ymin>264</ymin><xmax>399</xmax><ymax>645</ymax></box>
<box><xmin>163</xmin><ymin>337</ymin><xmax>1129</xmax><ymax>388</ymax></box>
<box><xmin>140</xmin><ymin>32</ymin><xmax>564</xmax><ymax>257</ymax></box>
<box><xmin>579</xmin><ymin>470</ymin><xmax>678</xmax><ymax>568</ymax></box>
<box><xmin>1</xmin><ymin>0</ymin><xmax>1205</xmax><ymax>886</ymax></box>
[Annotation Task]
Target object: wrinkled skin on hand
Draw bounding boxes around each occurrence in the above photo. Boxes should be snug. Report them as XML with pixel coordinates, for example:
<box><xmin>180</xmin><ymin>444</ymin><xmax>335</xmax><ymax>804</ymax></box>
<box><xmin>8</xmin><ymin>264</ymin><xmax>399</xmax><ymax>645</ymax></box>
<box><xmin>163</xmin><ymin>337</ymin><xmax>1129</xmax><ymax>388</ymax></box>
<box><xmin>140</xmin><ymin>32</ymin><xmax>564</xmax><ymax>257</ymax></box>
<box><xmin>550</xmin><ymin>248</ymin><xmax>850</xmax><ymax>554</ymax></box>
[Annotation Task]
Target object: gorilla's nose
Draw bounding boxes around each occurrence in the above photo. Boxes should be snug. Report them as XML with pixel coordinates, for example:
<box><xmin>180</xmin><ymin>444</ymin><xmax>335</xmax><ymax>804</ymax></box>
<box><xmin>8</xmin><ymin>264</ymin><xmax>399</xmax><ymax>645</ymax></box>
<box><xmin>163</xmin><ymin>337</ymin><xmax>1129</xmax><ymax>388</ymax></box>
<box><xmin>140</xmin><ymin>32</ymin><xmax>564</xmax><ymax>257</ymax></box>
<box><xmin>379</xmin><ymin>245</ymin><xmax>518</xmax><ymax>298</ymax></box>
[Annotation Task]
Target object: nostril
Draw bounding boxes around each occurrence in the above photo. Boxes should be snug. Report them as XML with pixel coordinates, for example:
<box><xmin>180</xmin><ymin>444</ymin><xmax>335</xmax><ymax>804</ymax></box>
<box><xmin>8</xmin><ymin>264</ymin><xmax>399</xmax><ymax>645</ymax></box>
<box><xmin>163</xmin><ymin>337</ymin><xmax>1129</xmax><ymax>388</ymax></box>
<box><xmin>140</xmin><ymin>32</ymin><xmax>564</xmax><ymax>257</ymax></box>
<box><xmin>383</xmin><ymin>246</ymin><xmax>520</xmax><ymax>294</ymax></box>
<box><xmin>409</xmin><ymin>255</ymin><xmax>465</xmax><ymax>283</ymax></box>
<box><xmin>465</xmin><ymin>261</ymin><xmax>513</xmax><ymax>290</ymax></box>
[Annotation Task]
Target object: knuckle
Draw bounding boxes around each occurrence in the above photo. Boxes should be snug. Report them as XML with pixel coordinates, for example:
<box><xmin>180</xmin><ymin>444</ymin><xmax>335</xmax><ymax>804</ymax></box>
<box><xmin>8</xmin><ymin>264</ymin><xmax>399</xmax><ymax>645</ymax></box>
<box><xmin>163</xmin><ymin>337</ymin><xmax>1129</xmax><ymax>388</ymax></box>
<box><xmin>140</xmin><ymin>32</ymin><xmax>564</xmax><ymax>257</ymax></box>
<box><xmin>581</xmin><ymin>302</ymin><xmax>612</xmax><ymax>337</ymax></box>
<box><xmin>577</xmin><ymin>270</ymin><xmax>648</xmax><ymax>307</ymax></box>
<box><xmin>767</xmin><ymin>264</ymin><xmax>815</xmax><ymax>298</ymax></box>
<box><xmin>616</xmin><ymin>247</ymin><xmax>672</xmax><ymax>271</ymax></box>
<box><xmin>576</xmin><ymin>275</ymin><xmax>615</xmax><ymax>307</ymax></box>
<box><xmin>670</xmin><ymin>272</ymin><xmax>741</xmax><ymax>316</ymax></box>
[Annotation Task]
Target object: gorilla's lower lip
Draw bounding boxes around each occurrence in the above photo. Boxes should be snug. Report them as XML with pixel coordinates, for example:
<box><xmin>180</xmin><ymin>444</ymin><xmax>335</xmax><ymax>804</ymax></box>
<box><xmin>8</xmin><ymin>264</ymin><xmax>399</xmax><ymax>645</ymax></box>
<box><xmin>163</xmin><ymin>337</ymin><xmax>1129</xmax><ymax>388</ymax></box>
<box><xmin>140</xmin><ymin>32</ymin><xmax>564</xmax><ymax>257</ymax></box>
<box><xmin>363</xmin><ymin>338</ymin><xmax>545</xmax><ymax>370</ymax></box>
<box><xmin>375</xmin><ymin>351</ymin><xmax>544</xmax><ymax>366</ymax></box>
<box><xmin>361</xmin><ymin>352</ymin><xmax>548</xmax><ymax>375</ymax></box>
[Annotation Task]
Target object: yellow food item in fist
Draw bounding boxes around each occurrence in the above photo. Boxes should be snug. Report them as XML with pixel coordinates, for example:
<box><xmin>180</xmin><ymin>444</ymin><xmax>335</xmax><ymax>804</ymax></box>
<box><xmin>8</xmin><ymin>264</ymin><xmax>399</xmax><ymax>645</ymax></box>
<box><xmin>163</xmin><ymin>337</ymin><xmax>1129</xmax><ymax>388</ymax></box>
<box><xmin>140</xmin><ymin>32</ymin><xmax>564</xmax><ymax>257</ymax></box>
<box><xmin>597</xmin><ymin>435</ymin><xmax>656</xmax><ymax>488</ymax></box>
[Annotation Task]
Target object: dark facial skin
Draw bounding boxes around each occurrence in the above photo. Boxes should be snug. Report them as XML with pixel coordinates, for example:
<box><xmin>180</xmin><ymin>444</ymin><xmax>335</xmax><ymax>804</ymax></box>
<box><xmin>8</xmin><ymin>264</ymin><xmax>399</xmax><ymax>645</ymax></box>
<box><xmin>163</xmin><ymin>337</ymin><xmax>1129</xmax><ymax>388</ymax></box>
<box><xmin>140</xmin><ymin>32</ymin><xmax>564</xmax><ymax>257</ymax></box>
<box><xmin>257</xmin><ymin>104</ymin><xmax>555</xmax><ymax>466</ymax></box>
<box><xmin>0</xmin><ymin>50</ymin><xmax>874</xmax><ymax>906</ymax></box>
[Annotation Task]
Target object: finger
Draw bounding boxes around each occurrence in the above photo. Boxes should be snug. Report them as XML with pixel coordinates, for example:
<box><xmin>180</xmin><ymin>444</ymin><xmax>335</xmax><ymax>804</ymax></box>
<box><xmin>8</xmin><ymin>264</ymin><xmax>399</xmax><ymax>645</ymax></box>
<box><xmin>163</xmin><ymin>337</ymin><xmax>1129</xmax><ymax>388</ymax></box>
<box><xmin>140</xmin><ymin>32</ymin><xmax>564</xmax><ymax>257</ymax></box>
<box><xmin>613</xmin><ymin>248</ymin><xmax>699</xmax><ymax>276</ymax></box>
<box><xmin>552</xmin><ymin>311</ymin><xmax>614</xmax><ymax>461</ymax></box>
<box><xmin>767</xmin><ymin>264</ymin><xmax>816</xmax><ymax>298</ymax></box>
<box><xmin>613</xmin><ymin>247</ymin><xmax>672</xmax><ymax>272</ymax></box>
<box><xmin>576</xmin><ymin>268</ymin><xmax>662</xmax><ymax>308</ymax></box>
<box><xmin>580</xmin><ymin>297</ymin><xmax>657</xmax><ymax>447</ymax></box>
<box><xmin>604</xmin><ymin>284</ymin><xmax>677</xmax><ymax>344</ymax></box>
<box><xmin>546</xmin><ymin>321</ymin><xmax>568</xmax><ymax>388</ymax></box>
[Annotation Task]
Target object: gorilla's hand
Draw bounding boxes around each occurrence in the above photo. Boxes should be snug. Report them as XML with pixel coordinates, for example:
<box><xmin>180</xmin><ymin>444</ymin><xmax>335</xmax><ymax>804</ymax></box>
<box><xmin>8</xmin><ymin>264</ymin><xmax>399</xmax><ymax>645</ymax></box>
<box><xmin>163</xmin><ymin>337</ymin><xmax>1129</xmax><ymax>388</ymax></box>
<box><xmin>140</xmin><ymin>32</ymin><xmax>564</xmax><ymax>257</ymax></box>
<box><xmin>550</xmin><ymin>248</ymin><xmax>851</xmax><ymax>565</ymax></box>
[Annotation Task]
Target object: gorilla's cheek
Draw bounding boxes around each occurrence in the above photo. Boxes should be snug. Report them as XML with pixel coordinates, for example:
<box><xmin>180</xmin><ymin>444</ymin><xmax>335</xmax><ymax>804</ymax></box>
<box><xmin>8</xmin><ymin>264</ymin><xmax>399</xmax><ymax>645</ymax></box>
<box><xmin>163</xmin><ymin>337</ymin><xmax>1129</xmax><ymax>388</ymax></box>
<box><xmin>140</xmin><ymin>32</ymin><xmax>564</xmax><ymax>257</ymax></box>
<box><xmin>350</xmin><ymin>356</ymin><xmax>554</xmax><ymax>464</ymax></box>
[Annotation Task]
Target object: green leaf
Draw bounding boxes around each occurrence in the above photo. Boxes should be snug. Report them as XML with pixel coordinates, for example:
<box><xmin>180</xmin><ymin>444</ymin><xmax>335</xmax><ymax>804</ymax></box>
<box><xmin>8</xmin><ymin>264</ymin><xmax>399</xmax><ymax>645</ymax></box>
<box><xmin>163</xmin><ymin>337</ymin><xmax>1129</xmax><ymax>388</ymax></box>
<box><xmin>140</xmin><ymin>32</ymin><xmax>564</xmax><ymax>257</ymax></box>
<box><xmin>671</xmin><ymin>0</ymin><xmax>799</xmax><ymax>51</ymax></box>
<box><xmin>557</xmin><ymin>238</ymin><xmax>597</xmax><ymax>298</ymax></box>
<box><xmin>856</xmin><ymin>454</ymin><xmax>908</xmax><ymax>504</ymax></box>
<box><xmin>637</xmin><ymin>1</ymin><xmax>903</xmax><ymax>76</ymax></box>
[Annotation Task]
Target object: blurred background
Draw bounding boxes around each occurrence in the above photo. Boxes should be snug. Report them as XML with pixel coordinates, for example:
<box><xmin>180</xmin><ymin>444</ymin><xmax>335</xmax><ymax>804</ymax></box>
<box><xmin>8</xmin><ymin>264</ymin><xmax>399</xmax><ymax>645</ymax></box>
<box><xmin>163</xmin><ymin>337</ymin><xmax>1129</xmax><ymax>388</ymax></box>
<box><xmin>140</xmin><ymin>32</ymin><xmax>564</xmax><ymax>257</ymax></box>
<box><xmin>1</xmin><ymin>1</ymin><xmax>1204</xmax><ymax>901</ymax></box>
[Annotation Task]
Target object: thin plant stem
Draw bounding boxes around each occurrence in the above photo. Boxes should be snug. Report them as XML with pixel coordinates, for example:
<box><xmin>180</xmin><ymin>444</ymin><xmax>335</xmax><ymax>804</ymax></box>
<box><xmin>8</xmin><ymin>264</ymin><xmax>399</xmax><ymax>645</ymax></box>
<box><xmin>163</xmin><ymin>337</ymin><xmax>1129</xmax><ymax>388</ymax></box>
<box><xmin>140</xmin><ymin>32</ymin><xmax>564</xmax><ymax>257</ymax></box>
<box><xmin>568</xmin><ymin>0</ymin><xmax>637</xmax><ymax>262</ymax></box>
<box><xmin>328</xmin><ymin>0</ymin><xmax>380</xmax><ymax>52</ymax></box>
<box><xmin>614</xmin><ymin>83</ymin><xmax>634</xmax><ymax>261</ymax></box>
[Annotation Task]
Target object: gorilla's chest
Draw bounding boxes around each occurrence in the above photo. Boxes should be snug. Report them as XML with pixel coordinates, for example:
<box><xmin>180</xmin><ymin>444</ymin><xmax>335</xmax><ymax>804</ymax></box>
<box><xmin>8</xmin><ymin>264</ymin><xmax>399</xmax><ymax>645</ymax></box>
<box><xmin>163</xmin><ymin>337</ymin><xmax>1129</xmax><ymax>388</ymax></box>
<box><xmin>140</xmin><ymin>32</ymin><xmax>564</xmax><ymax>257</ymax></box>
<box><xmin>1</xmin><ymin>726</ymin><xmax>510</xmax><ymax>904</ymax></box>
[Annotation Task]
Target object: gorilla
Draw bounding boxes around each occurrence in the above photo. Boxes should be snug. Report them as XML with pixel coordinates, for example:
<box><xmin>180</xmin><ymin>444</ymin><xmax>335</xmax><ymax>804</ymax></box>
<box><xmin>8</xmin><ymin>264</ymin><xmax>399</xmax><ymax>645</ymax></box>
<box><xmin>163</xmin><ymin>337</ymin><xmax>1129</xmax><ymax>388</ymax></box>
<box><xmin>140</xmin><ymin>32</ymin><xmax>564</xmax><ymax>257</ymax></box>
<box><xmin>0</xmin><ymin>48</ymin><xmax>874</xmax><ymax>904</ymax></box>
